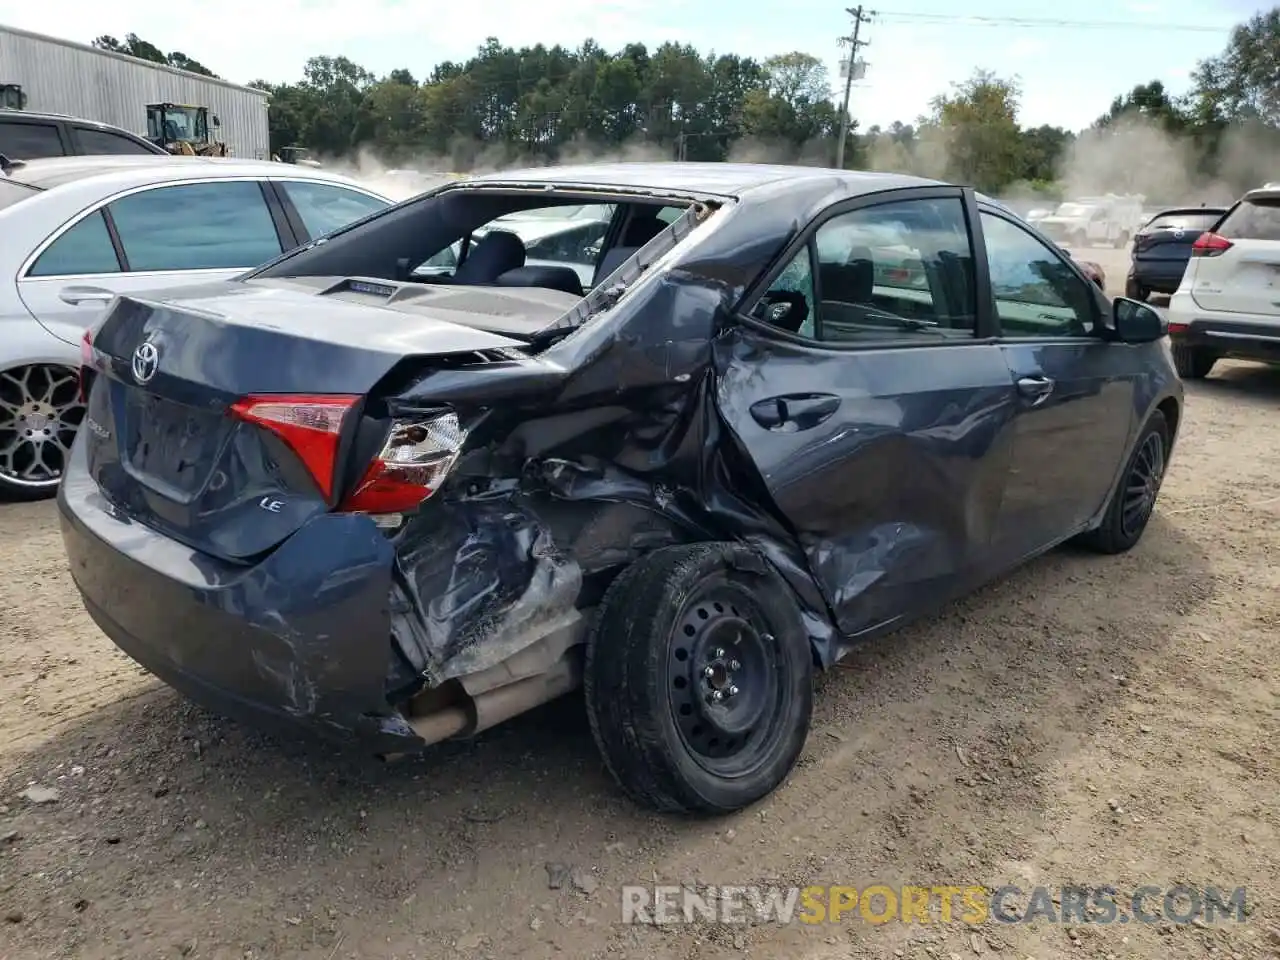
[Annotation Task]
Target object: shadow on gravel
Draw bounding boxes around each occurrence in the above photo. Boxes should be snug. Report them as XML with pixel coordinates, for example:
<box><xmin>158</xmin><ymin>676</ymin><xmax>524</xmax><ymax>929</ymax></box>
<box><xmin>0</xmin><ymin>513</ymin><xmax>1215</xmax><ymax>958</ymax></box>
<box><xmin>1195</xmin><ymin>360</ymin><xmax>1280</xmax><ymax>404</ymax></box>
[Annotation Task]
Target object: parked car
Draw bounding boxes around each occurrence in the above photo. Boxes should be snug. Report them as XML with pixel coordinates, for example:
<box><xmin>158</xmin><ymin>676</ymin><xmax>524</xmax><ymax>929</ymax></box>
<box><xmin>1126</xmin><ymin>206</ymin><xmax>1229</xmax><ymax>302</ymax></box>
<box><xmin>1167</xmin><ymin>186</ymin><xmax>1280</xmax><ymax>378</ymax></box>
<box><xmin>0</xmin><ymin>155</ymin><xmax>391</xmax><ymax>499</ymax></box>
<box><xmin>61</xmin><ymin>162</ymin><xmax>1181</xmax><ymax>814</ymax></box>
<box><xmin>0</xmin><ymin>109</ymin><xmax>167</xmax><ymax>162</ymax></box>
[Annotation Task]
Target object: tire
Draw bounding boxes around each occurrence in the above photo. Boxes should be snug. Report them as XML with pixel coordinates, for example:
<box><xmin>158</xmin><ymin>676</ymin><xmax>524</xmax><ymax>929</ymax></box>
<box><xmin>583</xmin><ymin>542</ymin><xmax>814</xmax><ymax>814</ymax></box>
<box><xmin>1125</xmin><ymin>276</ymin><xmax>1147</xmax><ymax>301</ymax></box>
<box><xmin>1077</xmin><ymin>411</ymin><xmax>1170</xmax><ymax>555</ymax></box>
<box><xmin>0</xmin><ymin>363</ymin><xmax>84</xmax><ymax>502</ymax></box>
<box><xmin>1114</xmin><ymin>231</ymin><xmax>1129</xmax><ymax>249</ymax></box>
<box><xmin>1171</xmin><ymin>342</ymin><xmax>1216</xmax><ymax>379</ymax></box>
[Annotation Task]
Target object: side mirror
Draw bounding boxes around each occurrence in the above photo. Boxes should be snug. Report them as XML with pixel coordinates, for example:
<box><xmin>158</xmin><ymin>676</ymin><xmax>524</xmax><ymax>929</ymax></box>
<box><xmin>752</xmin><ymin>290</ymin><xmax>808</xmax><ymax>332</ymax></box>
<box><xmin>212</xmin><ymin>115</ymin><xmax>221</xmax><ymax>127</ymax></box>
<box><xmin>1112</xmin><ymin>297</ymin><xmax>1167</xmax><ymax>343</ymax></box>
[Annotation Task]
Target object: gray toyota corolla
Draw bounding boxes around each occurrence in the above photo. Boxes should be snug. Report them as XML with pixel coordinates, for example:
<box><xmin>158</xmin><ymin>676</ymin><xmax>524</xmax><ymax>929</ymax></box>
<box><xmin>59</xmin><ymin>163</ymin><xmax>1183</xmax><ymax>814</ymax></box>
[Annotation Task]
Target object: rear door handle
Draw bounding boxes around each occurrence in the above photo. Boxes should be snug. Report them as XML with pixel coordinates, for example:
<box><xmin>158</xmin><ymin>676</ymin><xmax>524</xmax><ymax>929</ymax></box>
<box><xmin>750</xmin><ymin>393</ymin><xmax>841</xmax><ymax>431</ymax></box>
<box><xmin>59</xmin><ymin>285</ymin><xmax>116</xmax><ymax>306</ymax></box>
<box><xmin>1016</xmin><ymin>375</ymin><xmax>1055</xmax><ymax>405</ymax></box>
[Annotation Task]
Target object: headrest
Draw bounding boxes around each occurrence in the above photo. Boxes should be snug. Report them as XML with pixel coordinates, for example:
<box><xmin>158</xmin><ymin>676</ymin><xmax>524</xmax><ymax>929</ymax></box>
<box><xmin>622</xmin><ymin>215</ymin><xmax>666</xmax><ymax>247</ymax></box>
<box><xmin>453</xmin><ymin>230</ymin><xmax>526</xmax><ymax>283</ymax></box>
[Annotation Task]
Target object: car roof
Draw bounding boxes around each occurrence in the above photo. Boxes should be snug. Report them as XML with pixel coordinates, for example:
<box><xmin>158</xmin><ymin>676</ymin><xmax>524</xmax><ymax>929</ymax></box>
<box><xmin>461</xmin><ymin>161</ymin><xmax>943</xmax><ymax>198</ymax></box>
<box><xmin>4</xmin><ymin>155</ymin><xmax>377</xmax><ymax>193</ymax></box>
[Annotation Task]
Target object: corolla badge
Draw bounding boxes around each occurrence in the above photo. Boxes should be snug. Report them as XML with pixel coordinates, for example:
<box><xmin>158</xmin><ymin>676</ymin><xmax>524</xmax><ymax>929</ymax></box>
<box><xmin>131</xmin><ymin>341</ymin><xmax>160</xmax><ymax>384</ymax></box>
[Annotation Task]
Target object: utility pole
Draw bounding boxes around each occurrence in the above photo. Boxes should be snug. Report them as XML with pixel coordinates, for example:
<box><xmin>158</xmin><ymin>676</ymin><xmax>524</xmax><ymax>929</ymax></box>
<box><xmin>835</xmin><ymin>5</ymin><xmax>872</xmax><ymax>169</ymax></box>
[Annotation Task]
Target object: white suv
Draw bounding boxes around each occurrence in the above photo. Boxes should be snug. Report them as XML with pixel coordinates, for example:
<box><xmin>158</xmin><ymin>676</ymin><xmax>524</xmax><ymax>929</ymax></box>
<box><xmin>1167</xmin><ymin>185</ymin><xmax>1280</xmax><ymax>378</ymax></box>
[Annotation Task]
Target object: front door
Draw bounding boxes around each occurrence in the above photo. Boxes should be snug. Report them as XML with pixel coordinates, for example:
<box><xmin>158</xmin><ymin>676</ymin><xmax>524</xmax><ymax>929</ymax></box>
<box><xmin>716</xmin><ymin>189</ymin><xmax>1021</xmax><ymax>639</ymax></box>
<box><xmin>977</xmin><ymin>207</ymin><xmax>1136</xmax><ymax>563</ymax></box>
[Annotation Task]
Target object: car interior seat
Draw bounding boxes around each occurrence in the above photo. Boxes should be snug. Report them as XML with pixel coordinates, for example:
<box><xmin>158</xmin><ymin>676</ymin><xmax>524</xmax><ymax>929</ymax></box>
<box><xmin>818</xmin><ymin>244</ymin><xmax>875</xmax><ymax>305</ymax></box>
<box><xmin>451</xmin><ymin>230</ymin><xmax>527</xmax><ymax>284</ymax></box>
<box><xmin>591</xmin><ymin>213</ymin><xmax>669</xmax><ymax>287</ymax></box>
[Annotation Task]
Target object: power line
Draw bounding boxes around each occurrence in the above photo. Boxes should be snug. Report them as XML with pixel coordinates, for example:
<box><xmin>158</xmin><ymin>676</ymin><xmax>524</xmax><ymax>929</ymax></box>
<box><xmin>835</xmin><ymin>5</ymin><xmax>872</xmax><ymax>169</ymax></box>
<box><xmin>872</xmin><ymin>11</ymin><xmax>1226</xmax><ymax>32</ymax></box>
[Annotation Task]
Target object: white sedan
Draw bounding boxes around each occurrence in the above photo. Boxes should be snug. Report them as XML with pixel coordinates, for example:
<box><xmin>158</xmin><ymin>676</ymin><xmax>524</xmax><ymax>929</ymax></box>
<box><xmin>0</xmin><ymin>156</ymin><xmax>391</xmax><ymax>499</ymax></box>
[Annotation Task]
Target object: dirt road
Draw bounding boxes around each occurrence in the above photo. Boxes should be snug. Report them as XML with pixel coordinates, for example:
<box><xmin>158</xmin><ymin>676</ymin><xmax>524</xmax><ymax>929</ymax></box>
<box><xmin>2</xmin><ymin>361</ymin><xmax>1278</xmax><ymax>960</ymax></box>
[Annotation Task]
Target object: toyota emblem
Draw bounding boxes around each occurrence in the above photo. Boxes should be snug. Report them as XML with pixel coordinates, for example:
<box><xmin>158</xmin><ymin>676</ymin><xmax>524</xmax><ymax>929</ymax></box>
<box><xmin>131</xmin><ymin>341</ymin><xmax>159</xmax><ymax>384</ymax></box>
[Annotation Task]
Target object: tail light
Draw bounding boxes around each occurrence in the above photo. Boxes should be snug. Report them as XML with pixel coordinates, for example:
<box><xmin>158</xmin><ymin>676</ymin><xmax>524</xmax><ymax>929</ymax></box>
<box><xmin>78</xmin><ymin>328</ymin><xmax>95</xmax><ymax>401</ymax></box>
<box><xmin>1168</xmin><ymin>321</ymin><xmax>1189</xmax><ymax>334</ymax></box>
<box><xmin>1191</xmin><ymin>232</ymin><xmax>1232</xmax><ymax>257</ymax></box>
<box><xmin>229</xmin><ymin>394</ymin><xmax>359</xmax><ymax>500</ymax></box>
<box><xmin>340</xmin><ymin>412</ymin><xmax>467</xmax><ymax>515</ymax></box>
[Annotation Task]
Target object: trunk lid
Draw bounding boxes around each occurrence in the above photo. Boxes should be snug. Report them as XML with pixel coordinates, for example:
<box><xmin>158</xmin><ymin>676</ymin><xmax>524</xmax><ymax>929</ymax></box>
<box><xmin>1188</xmin><ymin>195</ymin><xmax>1280</xmax><ymax>317</ymax></box>
<box><xmin>81</xmin><ymin>281</ymin><xmax>527</xmax><ymax>562</ymax></box>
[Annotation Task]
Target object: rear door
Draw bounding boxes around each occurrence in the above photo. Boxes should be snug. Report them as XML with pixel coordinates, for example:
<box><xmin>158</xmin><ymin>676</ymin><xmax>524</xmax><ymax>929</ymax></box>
<box><xmin>17</xmin><ymin>178</ymin><xmax>295</xmax><ymax>345</ymax></box>
<box><xmin>0</xmin><ymin>118</ymin><xmax>68</xmax><ymax>159</ymax></box>
<box><xmin>716</xmin><ymin>187</ymin><xmax>1021</xmax><ymax>638</ymax></box>
<box><xmin>977</xmin><ymin>206</ymin><xmax>1135</xmax><ymax>562</ymax></box>
<box><xmin>1185</xmin><ymin>191</ymin><xmax>1280</xmax><ymax>316</ymax></box>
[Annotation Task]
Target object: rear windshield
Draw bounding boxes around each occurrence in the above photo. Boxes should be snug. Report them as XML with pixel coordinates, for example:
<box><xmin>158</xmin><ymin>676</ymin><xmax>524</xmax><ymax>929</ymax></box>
<box><xmin>1146</xmin><ymin>211</ymin><xmax>1221</xmax><ymax>232</ymax></box>
<box><xmin>0</xmin><ymin>178</ymin><xmax>40</xmax><ymax>212</ymax></box>
<box><xmin>1216</xmin><ymin>198</ymin><xmax>1280</xmax><ymax>241</ymax></box>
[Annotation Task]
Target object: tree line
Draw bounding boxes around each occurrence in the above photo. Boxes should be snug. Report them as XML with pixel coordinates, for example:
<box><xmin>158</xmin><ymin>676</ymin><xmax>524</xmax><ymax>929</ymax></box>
<box><xmin>94</xmin><ymin>7</ymin><xmax>1280</xmax><ymax>197</ymax></box>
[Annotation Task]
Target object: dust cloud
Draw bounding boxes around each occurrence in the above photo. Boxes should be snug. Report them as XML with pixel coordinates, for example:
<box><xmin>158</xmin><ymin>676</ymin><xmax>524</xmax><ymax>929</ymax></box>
<box><xmin>310</xmin><ymin>137</ymin><xmax>672</xmax><ymax>201</ymax></box>
<box><xmin>310</xmin><ymin>115</ymin><xmax>1277</xmax><ymax>212</ymax></box>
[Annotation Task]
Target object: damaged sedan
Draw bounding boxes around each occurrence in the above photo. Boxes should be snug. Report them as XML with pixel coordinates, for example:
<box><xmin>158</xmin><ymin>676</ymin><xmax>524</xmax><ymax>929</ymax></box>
<box><xmin>60</xmin><ymin>163</ymin><xmax>1182</xmax><ymax>814</ymax></box>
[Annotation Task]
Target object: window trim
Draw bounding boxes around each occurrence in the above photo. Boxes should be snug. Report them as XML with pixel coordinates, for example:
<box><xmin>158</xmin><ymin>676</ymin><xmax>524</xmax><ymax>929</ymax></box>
<box><xmin>270</xmin><ymin>177</ymin><xmax>390</xmax><ymax>244</ymax></box>
<box><xmin>20</xmin><ymin>176</ymin><xmax>297</xmax><ymax>280</ymax></box>
<box><xmin>973</xmin><ymin>203</ymin><xmax>1108</xmax><ymax>343</ymax></box>
<box><xmin>735</xmin><ymin>184</ymin><xmax>994</xmax><ymax>351</ymax></box>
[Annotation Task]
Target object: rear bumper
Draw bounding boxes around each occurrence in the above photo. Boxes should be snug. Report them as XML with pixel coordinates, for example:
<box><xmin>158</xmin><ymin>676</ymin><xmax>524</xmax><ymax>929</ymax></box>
<box><xmin>1130</xmin><ymin>260</ymin><xmax>1187</xmax><ymax>291</ymax></box>
<box><xmin>1167</xmin><ymin>300</ymin><xmax>1280</xmax><ymax>364</ymax></box>
<box><xmin>57</xmin><ymin>442</ymin><xmax>423</xmax><ymax>753</ymax></box>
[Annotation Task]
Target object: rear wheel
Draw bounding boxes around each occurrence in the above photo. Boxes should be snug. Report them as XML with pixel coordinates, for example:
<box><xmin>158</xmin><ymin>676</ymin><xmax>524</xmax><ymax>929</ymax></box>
<box><xmin>1077</xmin><ymin>410</ymin><xmax>1169</xmax><ymax>554</ymax></box>
<box><xmin>0</xmin><ymin>364</ymin><xmax>85</xmax><ymax>501</ymax></box>
<box><xmin>1125</xmin><ymin>276</ymin><xmax>1148</xmax><ymax>301</ymax></box>
<box><xmin>583</xmin><ymin>543</ymin><xmax>814</xmax><ymax>814</ymax></box>
<box><xmin>1171</xmin><ymin>342</ymin><xmax>1217</xmax><ymax>379</ymax></box>
<box><xmin>1114</xmin><ymin>231</ymin><xmax>1130</xmax><ymax>249</ymax></box>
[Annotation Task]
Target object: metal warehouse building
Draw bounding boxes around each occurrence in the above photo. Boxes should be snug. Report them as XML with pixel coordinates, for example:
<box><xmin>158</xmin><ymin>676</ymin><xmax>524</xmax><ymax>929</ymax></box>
<box><xmin>0</xmin><ymin>23</ymin><xmax>270</xmax><ymax>158</ymax></box>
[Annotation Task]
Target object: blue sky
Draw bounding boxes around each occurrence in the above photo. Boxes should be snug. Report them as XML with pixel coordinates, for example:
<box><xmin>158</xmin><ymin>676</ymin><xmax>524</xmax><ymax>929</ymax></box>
<box><xmin>4</xmin><ymin>0</ymin><xmax>1267</xmax><ymax>132</ymax></box>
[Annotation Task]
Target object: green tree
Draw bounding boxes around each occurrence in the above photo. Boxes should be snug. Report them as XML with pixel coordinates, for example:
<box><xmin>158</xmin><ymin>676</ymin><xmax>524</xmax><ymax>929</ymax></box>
<box><xmin>922</xmin><ymin>68</ymin><xmax>1025</xmax><ymax>193</ymax></box>
<box><xmin>92</xmin><ymin>33</ymin><xmax>218</xmax><ymax>77</ymax></box>
<box><xmin>1188</xmin><ymin>8</ymin><xmax>1280</xmax><ymax>128</ymax></box>
<box><xmin>1097</xmin><ymin>80</ymin><xmax>1188</xmax><ymax>133</ymax></box>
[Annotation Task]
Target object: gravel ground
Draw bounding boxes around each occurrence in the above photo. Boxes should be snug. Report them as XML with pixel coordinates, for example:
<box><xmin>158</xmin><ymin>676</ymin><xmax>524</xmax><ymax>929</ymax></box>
<box><xmin>1</xmin><ymin>248</ymin><xmax>1277</xmax><ymax>959</ymax></box>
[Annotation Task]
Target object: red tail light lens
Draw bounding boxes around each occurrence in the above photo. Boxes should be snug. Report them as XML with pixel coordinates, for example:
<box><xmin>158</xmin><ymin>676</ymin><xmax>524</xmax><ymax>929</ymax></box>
<box><xmin>1191</xmin><ymin>232</ymin><xmax>1232</xmax><ymax>257</ymax></box>
<box><xmin>341</xmin><ymin>412</ymin><xmax>466</xmax><ymax>515</ymax></box>
<box><xmin>78</xmin><ymin>328</ymin><xmax>95</xmax><ymax>401</ymax></box>
<box><xmin>229</xmin><ymin>394</ymin><xmax>359</xmax><ymax>500</ymax></box>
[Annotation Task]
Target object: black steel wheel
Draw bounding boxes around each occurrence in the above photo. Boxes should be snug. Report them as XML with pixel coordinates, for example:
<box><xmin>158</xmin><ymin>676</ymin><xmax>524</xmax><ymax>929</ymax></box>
<box><xmin>1077</xmin><ymin>410</ymin><xmax>1170</xmax><ymax>554</ymax></box>
<box><xmin>584</xmin><ymin>542</ymin><xmax>813</xmax><ymax>814</ymax></box>
<box><xmin>1120</xmin><ymin>429</ymin><xmax>1166</xmax><ymax>541</ymax></box>
<box><xmin>0</xmin><ymin>364</ymin><xmax>85</xmax><ymax>501</ymax></box>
